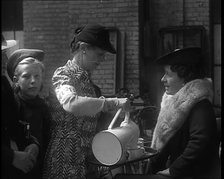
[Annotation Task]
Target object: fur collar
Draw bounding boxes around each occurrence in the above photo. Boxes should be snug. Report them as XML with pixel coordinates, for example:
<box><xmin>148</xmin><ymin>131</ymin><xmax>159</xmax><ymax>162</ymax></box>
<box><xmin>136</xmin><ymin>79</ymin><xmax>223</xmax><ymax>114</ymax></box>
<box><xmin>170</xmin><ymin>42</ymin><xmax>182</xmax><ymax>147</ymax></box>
<box><xmin>151</xmin><ymin>78</ymin><xmax>213</xmax><ymax>151</ymax></box>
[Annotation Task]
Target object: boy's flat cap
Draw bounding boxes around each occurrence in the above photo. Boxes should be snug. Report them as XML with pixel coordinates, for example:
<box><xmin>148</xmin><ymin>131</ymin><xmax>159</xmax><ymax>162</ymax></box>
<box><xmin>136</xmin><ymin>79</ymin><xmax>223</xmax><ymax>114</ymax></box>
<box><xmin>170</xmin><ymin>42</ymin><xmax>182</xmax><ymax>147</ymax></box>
<box><xmin>7</xmin><ymin>49</ymin><xmax>44</xmax><ymax>80</ymax></box>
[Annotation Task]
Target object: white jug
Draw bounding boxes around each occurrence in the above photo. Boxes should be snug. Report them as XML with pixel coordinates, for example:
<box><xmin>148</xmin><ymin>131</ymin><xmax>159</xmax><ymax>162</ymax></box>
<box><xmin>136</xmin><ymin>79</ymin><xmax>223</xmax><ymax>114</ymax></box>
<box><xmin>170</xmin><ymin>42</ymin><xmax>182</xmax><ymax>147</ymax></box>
<box><xmin>92</xmin><ymin>109</ymin><xmax>142</xmax><ymax>166</ymax></box>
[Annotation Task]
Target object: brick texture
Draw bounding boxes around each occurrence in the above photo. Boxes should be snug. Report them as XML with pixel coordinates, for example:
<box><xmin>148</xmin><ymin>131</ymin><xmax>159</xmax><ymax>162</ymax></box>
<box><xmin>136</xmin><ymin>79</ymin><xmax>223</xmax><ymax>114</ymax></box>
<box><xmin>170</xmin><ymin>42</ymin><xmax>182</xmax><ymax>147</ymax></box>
<box><xmin>23</xmin><ymin>0</ymin><xmax>139</xmax><ymax>97</ymax></box>
<box><xmin>23</xmin><ymin>0</ymin><xmax>210</xmax><ymax>100</ymax></box>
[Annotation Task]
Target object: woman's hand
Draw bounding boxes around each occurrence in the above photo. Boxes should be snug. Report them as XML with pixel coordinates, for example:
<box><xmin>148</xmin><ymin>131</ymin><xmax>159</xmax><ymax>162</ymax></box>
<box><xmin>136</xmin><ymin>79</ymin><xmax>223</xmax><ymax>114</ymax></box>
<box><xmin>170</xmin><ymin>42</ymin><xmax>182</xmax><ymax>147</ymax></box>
<box><xmin>104</xmin><ymin>97</ymin><xmax>133</xmax><ymax>112</ymax></box>
<box><xmin>157</xmin><ymin>168</ymin><xmax>171</xmax><ymax>176</ymax></box>
<box><xmin>12</xmin><ymin>150</ymin><xmax>36</xmax><ymax>173</ymax></box>
<box><xmin>117</xmin><ymin>98</ymin><xmax>132</xmax><ymax>112</ymax></box>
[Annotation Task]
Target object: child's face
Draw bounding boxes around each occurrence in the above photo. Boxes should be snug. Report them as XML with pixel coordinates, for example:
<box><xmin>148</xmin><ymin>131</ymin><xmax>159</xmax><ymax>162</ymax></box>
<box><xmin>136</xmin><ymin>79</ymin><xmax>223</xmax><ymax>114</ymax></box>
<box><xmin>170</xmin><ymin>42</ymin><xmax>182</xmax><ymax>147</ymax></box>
<box><xmin>15</xmin><ymin>63</ymin><xmax>43</xmax><ymax>99</ymax></box>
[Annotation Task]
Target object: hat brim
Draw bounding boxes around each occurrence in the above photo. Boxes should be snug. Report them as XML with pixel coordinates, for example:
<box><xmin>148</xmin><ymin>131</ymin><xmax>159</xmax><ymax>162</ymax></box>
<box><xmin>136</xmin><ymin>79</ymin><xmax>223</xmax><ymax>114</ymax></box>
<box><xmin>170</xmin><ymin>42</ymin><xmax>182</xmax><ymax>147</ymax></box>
<box><xmin>101</xmin><ymin>43</ymin><xmax>116</xmax><ymax>54</ymax></box>
<box><xmin>154</xmin><ymin>47</ymin><xmax>202</xmax><ymax>65</ymax></box>
<box><xmin>1</xmin><ymin>40</ymin><xmax>17</xmax><ymax>51</ymax></box>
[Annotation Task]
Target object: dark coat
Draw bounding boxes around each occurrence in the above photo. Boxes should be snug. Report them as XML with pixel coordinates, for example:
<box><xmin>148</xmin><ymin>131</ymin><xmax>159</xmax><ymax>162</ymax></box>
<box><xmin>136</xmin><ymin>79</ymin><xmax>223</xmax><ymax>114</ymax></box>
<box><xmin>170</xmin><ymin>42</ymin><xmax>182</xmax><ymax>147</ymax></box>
<box><xmin>149</xmin><ymin>99</ymin><xmax>221</xmax><ymax>179</ymax></box>
<box><xmin>14</xmin><ymin>93</ymin><xmax>51</xmax><ymax>179</ymax></box>
<box><xmin>1</xmin><ymin>76</ymin><xmax>39</xmax><ymax>179</ymax></box>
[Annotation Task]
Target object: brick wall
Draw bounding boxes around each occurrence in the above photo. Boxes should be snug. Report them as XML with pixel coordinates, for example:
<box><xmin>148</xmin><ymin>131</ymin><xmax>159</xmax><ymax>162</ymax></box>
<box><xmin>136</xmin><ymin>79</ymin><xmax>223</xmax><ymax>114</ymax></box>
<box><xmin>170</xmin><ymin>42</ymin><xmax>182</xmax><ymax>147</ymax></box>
<box><xmin>23</xmin><ymin>0</ymin><xmax>140</xmax><ymax>96</ymax></box>
<box><xmin>23</xmin><ymin>1</ymin><xmax>70</xmax><ymax>96</ymax></box>
<box><xmin>151</xmin><ymin>0</ymin><xmax>210</xmax><ymax>61</ymax></box>
<box><xmin>23</xmin><ymin>0</ymin><xmax>211</xmax><ymax>101</ymax></box>
<box><xmin>150</xmin><ymin>0</ymin><xmax>209</xmax><ymax>30</ymax></box>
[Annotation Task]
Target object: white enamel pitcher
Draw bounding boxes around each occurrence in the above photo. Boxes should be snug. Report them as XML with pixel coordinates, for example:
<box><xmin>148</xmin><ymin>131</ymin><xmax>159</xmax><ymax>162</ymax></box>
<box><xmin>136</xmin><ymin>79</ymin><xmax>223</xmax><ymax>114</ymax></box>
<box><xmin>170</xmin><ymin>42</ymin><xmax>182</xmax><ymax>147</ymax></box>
<box><xmin>92</xmin><ymin>108</ymin><xmax>142</xmax><ymax>166</ymax></box>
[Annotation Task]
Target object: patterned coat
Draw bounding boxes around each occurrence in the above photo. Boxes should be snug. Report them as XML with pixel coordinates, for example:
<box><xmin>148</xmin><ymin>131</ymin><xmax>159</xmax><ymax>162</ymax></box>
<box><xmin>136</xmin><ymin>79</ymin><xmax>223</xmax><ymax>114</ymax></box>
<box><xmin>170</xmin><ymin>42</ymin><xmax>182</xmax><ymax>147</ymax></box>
<box><xmin>43</xmin><ymin>60</ymin><xmax>101</xmax><ymax>179</ymax></box>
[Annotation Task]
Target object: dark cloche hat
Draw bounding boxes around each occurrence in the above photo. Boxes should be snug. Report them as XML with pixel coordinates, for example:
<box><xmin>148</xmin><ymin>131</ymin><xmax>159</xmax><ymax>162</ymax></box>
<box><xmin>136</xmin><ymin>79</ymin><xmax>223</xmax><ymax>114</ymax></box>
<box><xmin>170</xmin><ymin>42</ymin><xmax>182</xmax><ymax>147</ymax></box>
<box><xmin>74</xmin><ymin>24</ymin><xmax>116</xmax><ymax>54</ymax></box>
<box><xmin>7</xmin><ymin>49</ymin><xmax>44</xmax><ymax>80</ymax></box>
<box><xmin>155</xmin><ymin>47</ymin><xmax>202</xmax><ymax>65</ymax></box>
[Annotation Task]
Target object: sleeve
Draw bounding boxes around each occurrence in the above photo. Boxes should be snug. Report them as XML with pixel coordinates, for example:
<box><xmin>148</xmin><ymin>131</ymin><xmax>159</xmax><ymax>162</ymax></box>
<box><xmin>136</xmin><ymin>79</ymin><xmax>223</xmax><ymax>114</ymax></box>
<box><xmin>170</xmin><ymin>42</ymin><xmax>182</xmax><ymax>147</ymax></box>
<box><xmin>149</xmin><ymin>144</ymin><xmax>169</xmax><ymax>174</ymax></box>
<box><xmin>1</xmin><ymin>77</ymin><xmax>17</xmax><ymax>167</ymax></box>
<box><xmin>1</xmin><ymin>145</ymin><xmax>14</xmax><ymax>169</ymax></box>
<box><xmin>52</xmin><ymin>67</ymin><xmax>123</xmax><ymax>116</ymax></box>
<box><xmin>169</xmin><ymin>100</ymin><xmax>215</xmax><ymax>177</ymax></box>
<box><xmin>55</xmin><ymin>84</ymin><xmax>106</xmax><ymax>116</ymax></box>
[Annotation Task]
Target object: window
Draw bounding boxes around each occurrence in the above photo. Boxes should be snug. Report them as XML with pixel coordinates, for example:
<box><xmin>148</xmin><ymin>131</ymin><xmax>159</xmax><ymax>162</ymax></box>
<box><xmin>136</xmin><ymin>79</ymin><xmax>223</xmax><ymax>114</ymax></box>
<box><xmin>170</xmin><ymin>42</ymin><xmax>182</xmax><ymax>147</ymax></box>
<box><xmin>159</xmin><ymin>26</ymin><xmax>206</xmax><ymax>54</ymax></box>
<box><xmin>1</xmin><ymin>0</ymin><xmax>23</xmax><ymax>31</ymax></box>
<box><xmin>2</xmin><ymin>0</ymin><xmax>24</xmax><ymax>49</ymax></box>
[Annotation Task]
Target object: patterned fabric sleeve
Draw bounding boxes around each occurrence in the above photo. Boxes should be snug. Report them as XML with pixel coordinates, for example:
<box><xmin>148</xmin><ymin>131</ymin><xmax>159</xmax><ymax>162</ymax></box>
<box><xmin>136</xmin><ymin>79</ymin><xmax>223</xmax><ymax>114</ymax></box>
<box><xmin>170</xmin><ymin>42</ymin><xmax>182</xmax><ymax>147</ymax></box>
<box><xmin>55</xmin><ymin>84</ymin><xmax>106</xmax><ymax>116</ymax></box>
<box><xmin>52</xmin><ymin>65</ymin><xmax>107</xmax><ymax>117</ymax></box>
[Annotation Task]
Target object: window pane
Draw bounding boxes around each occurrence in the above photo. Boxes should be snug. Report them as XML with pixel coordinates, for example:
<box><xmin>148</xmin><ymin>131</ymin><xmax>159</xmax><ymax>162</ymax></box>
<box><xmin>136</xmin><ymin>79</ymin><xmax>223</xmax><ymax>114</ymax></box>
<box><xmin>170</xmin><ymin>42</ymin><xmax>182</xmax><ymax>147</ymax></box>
<box><xmin>1</xmin><ymin>0</ymin><xmax>23</xmax><ymax>31</ymax></box>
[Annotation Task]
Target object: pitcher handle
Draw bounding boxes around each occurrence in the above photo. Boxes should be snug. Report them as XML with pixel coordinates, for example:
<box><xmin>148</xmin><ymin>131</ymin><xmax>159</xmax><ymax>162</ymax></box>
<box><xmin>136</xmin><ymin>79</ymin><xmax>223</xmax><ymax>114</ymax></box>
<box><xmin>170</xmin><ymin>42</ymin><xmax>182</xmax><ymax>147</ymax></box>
<box><xmin>108</xmin><ymin>108</ymin><xmax>130</xmax><ymax>129</ymax></box>
<box><xmin>108</xmin><ymin>108</ymin><xmax>122</xmax><ymax>129</ymax></box>
<box><xmin>124</xmin><ymin>111</ymin><xmax>130</xmax><ymax>123</ymax></box>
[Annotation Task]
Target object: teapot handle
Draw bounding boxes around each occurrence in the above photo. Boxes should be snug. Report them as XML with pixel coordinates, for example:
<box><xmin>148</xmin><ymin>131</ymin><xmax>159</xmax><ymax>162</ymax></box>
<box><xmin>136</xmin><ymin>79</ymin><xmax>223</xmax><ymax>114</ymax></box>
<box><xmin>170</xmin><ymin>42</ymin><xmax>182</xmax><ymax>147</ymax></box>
<box><xmin>108</xmin><ymin>108</ymin><xmax>130</xmax><ymax>129</ymax></box>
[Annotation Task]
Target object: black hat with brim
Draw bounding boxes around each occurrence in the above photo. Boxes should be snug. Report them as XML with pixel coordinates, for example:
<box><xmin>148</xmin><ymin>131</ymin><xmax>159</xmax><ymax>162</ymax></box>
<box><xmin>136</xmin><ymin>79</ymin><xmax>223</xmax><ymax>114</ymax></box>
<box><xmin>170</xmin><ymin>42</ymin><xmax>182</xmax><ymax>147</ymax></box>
<box><xmin>7</xmin><ymin>48</ymin><xmax>44</xmax><ymax>80</ymax></box>
<box><xmin>75</xmin><ymin>24</ymin><xmax>116</xmax><ymax>54</ymax></box>
<box><xmin>155</xmin><ymin>47</ymin><xmax>202</xmax><ymax>66</ymax></box>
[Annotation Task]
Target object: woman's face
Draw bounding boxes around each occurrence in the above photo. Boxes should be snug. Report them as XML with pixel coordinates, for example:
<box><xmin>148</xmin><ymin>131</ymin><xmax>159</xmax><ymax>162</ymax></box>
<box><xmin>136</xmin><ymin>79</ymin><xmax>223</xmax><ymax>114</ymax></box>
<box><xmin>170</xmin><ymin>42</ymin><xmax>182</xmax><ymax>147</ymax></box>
<box><xmin>82</xmin><ymin>46</ymin><xmax>106</xmax><ymax>71</ymax></box>
<box><xmin>161</xmin><ymin>65</ymin><xmax>185</xmax><ymax>95</ymax></box>
<box><xmin>14</xmin><ymin>63</ymin><xmax>43</xmax><ymax>99</ymax></box>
